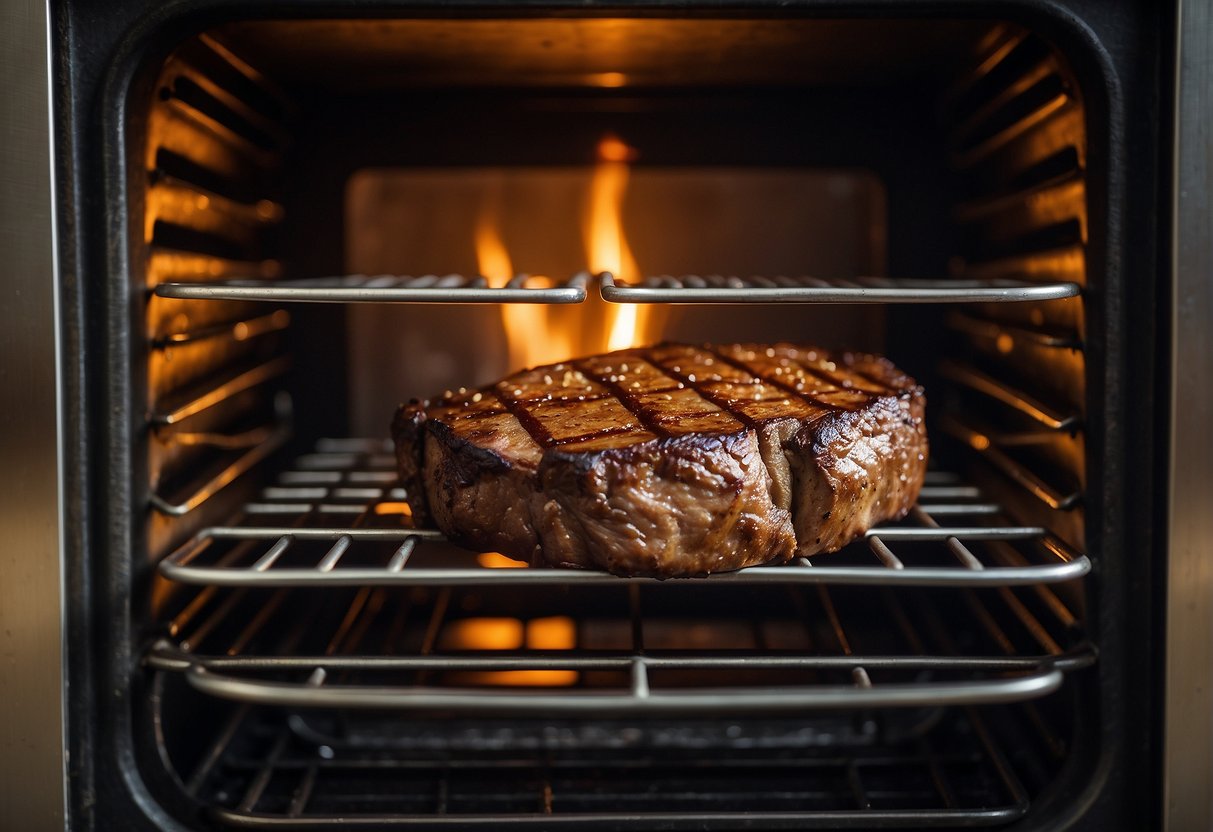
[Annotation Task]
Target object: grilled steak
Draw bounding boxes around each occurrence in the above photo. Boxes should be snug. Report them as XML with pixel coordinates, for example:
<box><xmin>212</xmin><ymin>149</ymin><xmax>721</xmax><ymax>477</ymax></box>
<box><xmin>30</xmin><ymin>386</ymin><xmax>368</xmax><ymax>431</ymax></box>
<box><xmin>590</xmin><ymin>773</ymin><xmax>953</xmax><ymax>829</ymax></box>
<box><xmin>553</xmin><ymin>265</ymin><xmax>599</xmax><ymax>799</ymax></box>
<box><xmin>393</xmin><ymin>343</ymin><xmax>927</xmax><ymax>577</ymax></box>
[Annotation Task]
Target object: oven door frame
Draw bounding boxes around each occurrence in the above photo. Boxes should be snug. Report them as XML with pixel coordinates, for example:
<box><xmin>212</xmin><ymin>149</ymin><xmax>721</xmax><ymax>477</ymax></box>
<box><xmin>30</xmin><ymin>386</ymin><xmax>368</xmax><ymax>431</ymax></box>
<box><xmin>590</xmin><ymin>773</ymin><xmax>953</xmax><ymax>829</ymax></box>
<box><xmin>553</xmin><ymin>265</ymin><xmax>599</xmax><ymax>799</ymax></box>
<box><xmin>32</xmin><ymin>0</ymin><xmax>1180</xmax><ymax>829</ymax></box>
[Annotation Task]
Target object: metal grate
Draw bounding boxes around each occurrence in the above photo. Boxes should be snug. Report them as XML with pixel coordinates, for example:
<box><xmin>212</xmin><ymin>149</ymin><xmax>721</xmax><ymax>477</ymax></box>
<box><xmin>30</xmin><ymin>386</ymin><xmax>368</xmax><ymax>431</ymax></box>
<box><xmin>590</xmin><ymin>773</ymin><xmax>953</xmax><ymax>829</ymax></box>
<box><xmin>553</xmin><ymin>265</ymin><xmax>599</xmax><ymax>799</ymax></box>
<box><xmin>156</xmin><ymin>272</ymin><xmax>590</xmax><ymax>303</ymax></box>
<box><xmin>146</xmin><ymin>539</ymin><xmax>1092</xmax><ymax>714</ymax></box>
<box><xmin>158</xmin><ymin>439</ymin><xmax>1091</xmax><ymax>588</ymax></box>
<box><xmin>154</xmin><ymin>272</ymin><xmax>1081</xmax><ymax>305</ymax></box>
<box><xmin>599</xmin><ymin>273</ymin><xmax>1079</xmax><ymax>304</ymax></box>
<box><xmin>178</xmin><ymin>705</ymin><xmax>1034</xmax><ymax>828</ymax></box>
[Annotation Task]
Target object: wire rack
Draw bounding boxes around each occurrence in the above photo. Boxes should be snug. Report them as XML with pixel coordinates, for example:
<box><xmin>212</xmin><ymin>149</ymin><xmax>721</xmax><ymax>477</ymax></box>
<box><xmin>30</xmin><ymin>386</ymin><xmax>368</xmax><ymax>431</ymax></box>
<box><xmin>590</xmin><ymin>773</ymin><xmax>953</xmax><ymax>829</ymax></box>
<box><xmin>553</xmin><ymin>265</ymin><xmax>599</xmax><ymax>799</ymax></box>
<box><xmin>176</xmin><ymin>704</ymin><xmax>1035</xmax><ymax>828</ymax></box>
<box><xmin>147</xmin><ymin>543</ymin><xmax>1093</xmax><ymax>715</ymax></box>
<box><xmin>599</xmin><ymin>273</ymin><xmax>1080</xmax><ymax>304</ymax></box>
<box><xmin>154</xmin><ymin>272</ymin><xmax>1080</xmax><ymax>305</ymax></box>
<box><xmin>158</xmin><ymin>439</ymin><xmax>1091</xmax><ymax>588</ymax></box>
<box><xmin>155</xmin><ymin>272</ymin><xmax>591</xmax><ymax>304</ymax></box>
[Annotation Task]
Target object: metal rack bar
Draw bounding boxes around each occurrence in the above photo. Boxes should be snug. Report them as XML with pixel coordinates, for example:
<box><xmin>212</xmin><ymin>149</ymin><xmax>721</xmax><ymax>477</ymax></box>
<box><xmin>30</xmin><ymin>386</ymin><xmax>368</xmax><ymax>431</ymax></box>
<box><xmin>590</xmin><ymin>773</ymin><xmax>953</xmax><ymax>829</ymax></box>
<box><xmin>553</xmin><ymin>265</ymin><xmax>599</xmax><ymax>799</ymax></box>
<box><xmin>144</xmin><ymin>552</ymin><xmax>1092</xmax><ymax>716</ymax></box>
<box><xmin>153</xmin><ymin>309</ymin><xmax>291</xmax><ymax>349</ymax></box>
<box><xmin>155</xmin><ymin>272</ymin><xmax>591</xmax><ymax>304</ymax></box>
<box><xmin>180</xmin><ymin>664</ymin><xmax>1063</xmax><ymax>713</ymax></box>
<box><xmin>938</xmin><ymin>361</ymin><xmax>1081</xmax><ymax>432</ymax></box>
<box><xmin>939</xmin><ymin>417</ymin><xmax>1082</xmax><ymax>511</ymax></box>
<box><xmin>947</xmin><ymin>310</ymin><xmax>1083</xmax><ymax>351</ymax></box>
<box><xmin>599</xmin><ymin>272</ymin><xmax>1079</xmax><ymax>304</ymax></box>
<box><xmin>149</xmin><ymin>414</ymin><xmax>291</xmax><ymax>517</ymax></box>
<box><xmin>157</xmin><ymin>440</ymin><xmax>1091</xmax><ymax>584</ymax></box>
<box><xmin>150</xmin><ymin>356</ymin><xmax>290</xmax><ymax>426</ymax></box>
<box><xmin>147</xmin><ymin>645</ymin><xmax>1093</xmax><ymax>674</ymax></box>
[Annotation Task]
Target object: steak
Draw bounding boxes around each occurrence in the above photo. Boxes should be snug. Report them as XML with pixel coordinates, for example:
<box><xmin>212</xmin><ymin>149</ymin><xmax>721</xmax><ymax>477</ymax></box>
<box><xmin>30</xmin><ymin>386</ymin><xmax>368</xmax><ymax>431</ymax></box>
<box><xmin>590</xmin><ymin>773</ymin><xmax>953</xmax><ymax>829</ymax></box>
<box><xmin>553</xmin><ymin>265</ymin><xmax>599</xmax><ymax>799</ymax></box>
<box><xmin>392</xmin><ymin>343</ymin><xmax>927</xmax><ymax>577</ymax></box>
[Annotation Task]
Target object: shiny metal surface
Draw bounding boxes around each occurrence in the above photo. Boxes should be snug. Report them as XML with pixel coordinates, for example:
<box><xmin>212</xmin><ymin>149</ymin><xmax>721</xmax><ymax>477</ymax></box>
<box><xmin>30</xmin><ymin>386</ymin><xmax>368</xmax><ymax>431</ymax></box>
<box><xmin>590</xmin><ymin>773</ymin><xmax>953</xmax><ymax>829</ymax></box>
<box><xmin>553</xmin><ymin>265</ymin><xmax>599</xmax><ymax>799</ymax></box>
<box><xmin>0</xmin><ymin>0</ymin><xmax>65</xmax><ymax>828</ymax></box>
<box><xmin>148</xmin><ymin>419</ymin><xmax>292</xmax><ymax>517</ymax></box>
<box><xmin>600</xmin><ymin>272</ymin><xmax>1081</xmax><ymax>304</ymax></box>
<box><xmin>156</xmin><ymin>272</ymin><xmax>590</xmax><ymax>304</ymax></box>
<box><xmin>143</xmin><ymin>566</ymin><xmax>1090</xmax><ymax>714</ymax></box>
<box><xmin>1165</xmin><ymin>1</ymin><xmax>1213</xmax><ymax>828</ymax></box>
<box><xmin>180</xmin><ymin>664</ymin><xmax>1065</xmax><ymax>713</ymax></box>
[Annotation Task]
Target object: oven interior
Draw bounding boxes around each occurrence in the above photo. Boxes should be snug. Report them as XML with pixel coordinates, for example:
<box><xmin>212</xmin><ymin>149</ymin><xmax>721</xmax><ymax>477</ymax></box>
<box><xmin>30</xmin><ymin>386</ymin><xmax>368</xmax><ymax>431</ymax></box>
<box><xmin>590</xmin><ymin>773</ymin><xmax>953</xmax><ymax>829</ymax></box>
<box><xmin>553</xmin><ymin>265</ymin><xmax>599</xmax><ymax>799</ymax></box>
<box><xmin>128</xmin><ymin>15</ymin><xmax>1099</xmax><ymax>828</ymax></box>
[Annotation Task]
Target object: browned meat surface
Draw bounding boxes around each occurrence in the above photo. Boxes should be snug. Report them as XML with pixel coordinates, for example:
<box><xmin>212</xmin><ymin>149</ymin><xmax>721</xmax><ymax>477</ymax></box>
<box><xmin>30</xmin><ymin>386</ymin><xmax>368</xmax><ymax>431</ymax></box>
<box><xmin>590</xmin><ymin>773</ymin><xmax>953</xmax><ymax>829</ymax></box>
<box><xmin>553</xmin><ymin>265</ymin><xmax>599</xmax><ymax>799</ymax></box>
<box><xmin>393</xmin><ymin>343</ymin><xmax>927</xmax><ymax>577</ymax></box>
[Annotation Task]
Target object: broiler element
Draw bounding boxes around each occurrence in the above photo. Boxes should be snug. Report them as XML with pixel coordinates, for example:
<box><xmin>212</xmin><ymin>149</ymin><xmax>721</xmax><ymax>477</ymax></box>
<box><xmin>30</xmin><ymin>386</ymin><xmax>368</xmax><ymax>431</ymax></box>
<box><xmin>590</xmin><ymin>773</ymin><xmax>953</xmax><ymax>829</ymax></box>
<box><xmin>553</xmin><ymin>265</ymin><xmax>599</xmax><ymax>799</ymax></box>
<box><xmin>394</xmin><ymin>343</ymin><xmax>927</xmax><ymax>577</ymax></box>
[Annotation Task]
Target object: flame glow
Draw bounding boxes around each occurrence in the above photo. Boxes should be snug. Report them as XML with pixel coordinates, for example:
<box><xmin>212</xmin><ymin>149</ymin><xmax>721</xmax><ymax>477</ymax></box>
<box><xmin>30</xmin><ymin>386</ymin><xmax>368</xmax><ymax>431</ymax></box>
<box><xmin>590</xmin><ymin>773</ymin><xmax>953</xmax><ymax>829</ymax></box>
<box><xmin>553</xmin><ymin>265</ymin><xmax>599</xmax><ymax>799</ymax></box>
<box><xmin>476</xmin><ymin>207</ymin><xmax>573</xmax><ymax>369</ymax></box>
<box><xmin>478</xmin><ymin>552</ymin><xmax>526</xmax><ymax>568</ymax></box>
<box><xmin>440</xmin><ymin>616</ymin><xmax>577</xmax><ymax>687</ymax></box>
<box><xmin>474</xmin><ymin>134</ymin><xmax>662</xmax><ymax>373</ymax></box>
<box><xmin>586</xmin><ymin>136</ymin><xmax>650</xmax><ymax>352</ymax></box>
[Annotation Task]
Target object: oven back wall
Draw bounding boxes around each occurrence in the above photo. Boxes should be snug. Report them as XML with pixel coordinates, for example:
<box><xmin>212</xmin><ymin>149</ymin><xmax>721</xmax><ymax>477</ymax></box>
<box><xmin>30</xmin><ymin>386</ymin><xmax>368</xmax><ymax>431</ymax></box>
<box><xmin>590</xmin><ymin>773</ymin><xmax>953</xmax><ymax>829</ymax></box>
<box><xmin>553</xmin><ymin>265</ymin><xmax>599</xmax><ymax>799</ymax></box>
<box><xmin>344</xmin><ymin>165</ymin><xmax>886</xmax><ymax>433</ymax></box>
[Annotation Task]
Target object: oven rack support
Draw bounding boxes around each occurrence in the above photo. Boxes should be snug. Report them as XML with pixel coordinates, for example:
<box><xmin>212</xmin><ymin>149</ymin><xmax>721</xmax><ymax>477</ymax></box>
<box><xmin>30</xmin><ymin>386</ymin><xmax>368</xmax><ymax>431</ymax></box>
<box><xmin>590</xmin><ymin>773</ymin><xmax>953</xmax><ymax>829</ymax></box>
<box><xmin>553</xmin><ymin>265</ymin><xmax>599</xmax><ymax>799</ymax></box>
<box><xmin>157</xmin><ymin>440</ymin><xmax>1092</xmax><ymax>588</ymax></box>
<box><xmin>154</xmin><ymin>271</ymin><xmax>1080</xmax><ymax>304</ymax></box>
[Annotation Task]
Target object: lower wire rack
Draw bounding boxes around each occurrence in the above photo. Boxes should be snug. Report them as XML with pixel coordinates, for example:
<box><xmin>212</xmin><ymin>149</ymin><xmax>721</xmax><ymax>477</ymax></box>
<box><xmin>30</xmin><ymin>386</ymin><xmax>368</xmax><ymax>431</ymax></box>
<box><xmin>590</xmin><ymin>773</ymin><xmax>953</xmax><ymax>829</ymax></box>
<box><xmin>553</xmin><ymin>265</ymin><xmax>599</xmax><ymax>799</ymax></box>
<box><xmin>157</xmin><ymin>439</ymin><xmax>1092</xmax><ymax>588</ymax></box>
<box><xmin>146</xmin><ymin>565</ymin><xmax>1093</xmax><ymax>714</ymax></box>
<box><xmin>168</xmin><ymin>703</ymin><xmax>1039</xmax><ymax>829</ymax></box>
<box><xmin>147</xmin><ymin>441</ymin><xmax>1091</xmax><ymax>826</ymax></box>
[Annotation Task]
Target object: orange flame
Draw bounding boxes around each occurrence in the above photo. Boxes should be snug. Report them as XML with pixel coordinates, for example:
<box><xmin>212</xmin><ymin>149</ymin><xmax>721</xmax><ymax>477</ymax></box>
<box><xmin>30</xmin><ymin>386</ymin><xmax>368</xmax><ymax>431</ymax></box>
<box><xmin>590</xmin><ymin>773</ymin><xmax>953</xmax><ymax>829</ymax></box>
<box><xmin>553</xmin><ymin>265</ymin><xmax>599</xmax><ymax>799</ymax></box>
<box><xmin>474</xmin><ymin>134</ymin><xmax>662</xmax><ymax>372</ymax></box>
<box><xmin>476</xmin><ymin>205</ymin><xmax>573</xmax><ymax>369</ymax></box>
<box><xmin>586</xmin><ymin>135</ymin><xmax>650</xmax><ymax>351</ymax></box>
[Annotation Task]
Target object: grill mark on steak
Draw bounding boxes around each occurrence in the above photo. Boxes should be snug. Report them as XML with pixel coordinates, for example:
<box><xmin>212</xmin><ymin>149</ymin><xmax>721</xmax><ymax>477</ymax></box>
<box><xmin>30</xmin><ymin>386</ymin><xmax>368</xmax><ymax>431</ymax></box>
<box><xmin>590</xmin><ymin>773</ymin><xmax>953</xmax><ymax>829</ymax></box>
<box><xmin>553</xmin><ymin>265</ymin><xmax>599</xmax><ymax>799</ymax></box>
<box><xmin>646</xmin><ymin>349</ymin><xmax>761</xmax><ymax>430</ymax></box>
<box><xmin>572</xmin><ymin>357</ymin><xmax>673</xmax><ymax>438</ymax></box>
<box><xmin>701</xmin><ymin>344</ymin><xmax>866</xmax><ymax>413</ymax></box>
<box><xmin>493</xmin><ymin>385</ymin><xmax>557</xmax><ymax>449</ymax></box>
<box><xmin>549</xmin><ymin>424</ymin><xmax>647</xmax><ymax>447</ymax></box>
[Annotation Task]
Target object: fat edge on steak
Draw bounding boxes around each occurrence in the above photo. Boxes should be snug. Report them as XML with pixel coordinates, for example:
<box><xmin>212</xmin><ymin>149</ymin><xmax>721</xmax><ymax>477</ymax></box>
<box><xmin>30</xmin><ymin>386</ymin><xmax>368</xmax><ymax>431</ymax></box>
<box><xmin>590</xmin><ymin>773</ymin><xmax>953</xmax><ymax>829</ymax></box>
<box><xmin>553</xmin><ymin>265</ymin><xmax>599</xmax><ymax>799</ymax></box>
<box><xmin>393</xmin><ymin>343</ymin><xmax>928</xmax><ymax>578</ymax></box>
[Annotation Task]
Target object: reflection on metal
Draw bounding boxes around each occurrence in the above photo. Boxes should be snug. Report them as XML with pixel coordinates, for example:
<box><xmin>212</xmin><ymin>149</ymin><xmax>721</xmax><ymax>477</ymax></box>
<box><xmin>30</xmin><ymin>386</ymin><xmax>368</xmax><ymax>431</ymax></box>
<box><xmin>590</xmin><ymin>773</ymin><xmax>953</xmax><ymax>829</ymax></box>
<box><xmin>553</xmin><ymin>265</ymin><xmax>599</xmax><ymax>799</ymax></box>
<box><xmin>150</xmin><ymin>355</ymin><xmax>289</xmax><ymax>426</ymax></box>
<box><xmin>143</xmin><ymin>34</ymin><xmax>294</xmax><ymax>561</ymax></box>
<box><xmin>943</xmin><ymin>26</ymin><xmax>1088</xmax><ymax>551</ymax></box>
<box><xmin>146</xmin><ymin>536</ymin><xmax>1092</xmax><ymax>714</ymax></box>
<box><xmin>600</xmin><ymin>272</ymin><xmax>1079</xmax><ymax>304</ymax></box>
<box><xmin>941</xmin><ymin>416</ymin><xmax>1082</xmax><ymax>511</ymax></box>
<box><xmin>177</xmin><ymin>662</ymin><xmax>1064</xmax><ymax>714</ymax></box>
<box><xmin>0</xmin><ymin>0</ymin><xmax>65</xmax><ymax>827</ymax></box>
<box><xmin>1165</xmin><ymin>1</ymin><xmax>1213</xmax><ymax>828</ymax></box>
<box><xmin>153</xmin><ymin>309</ymin><xmax>289</xmax><ymax>348</ymax></box>
<box><xmin>939</xmin><ymin>360</ymin><xmax>1082</xmax><ymax>431</ymax></box>
<box><xmin>157</xmin><ymin>272</ymin><xmax>591</xmax><ymax>304</ymax></box>
<box><xmin>149</xmin><ymin>411</ymin><xmax>291</xmax><ymax>517</ymax></box>
<box><xmin>948</xmin><ymin>310</ymin><xmax>1082</xmax><ymax>350</ymax></box>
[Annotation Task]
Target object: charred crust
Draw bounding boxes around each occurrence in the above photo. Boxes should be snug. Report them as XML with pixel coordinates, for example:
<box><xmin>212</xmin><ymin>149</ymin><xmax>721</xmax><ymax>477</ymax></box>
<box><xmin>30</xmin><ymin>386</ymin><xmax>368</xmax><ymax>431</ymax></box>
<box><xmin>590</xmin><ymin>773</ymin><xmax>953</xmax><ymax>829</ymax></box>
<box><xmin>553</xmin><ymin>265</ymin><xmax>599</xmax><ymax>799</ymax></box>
<box><xmin>425</xmin><ymin>418</ymin><xmax>517</xmax><ymax>480</ymax></box>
